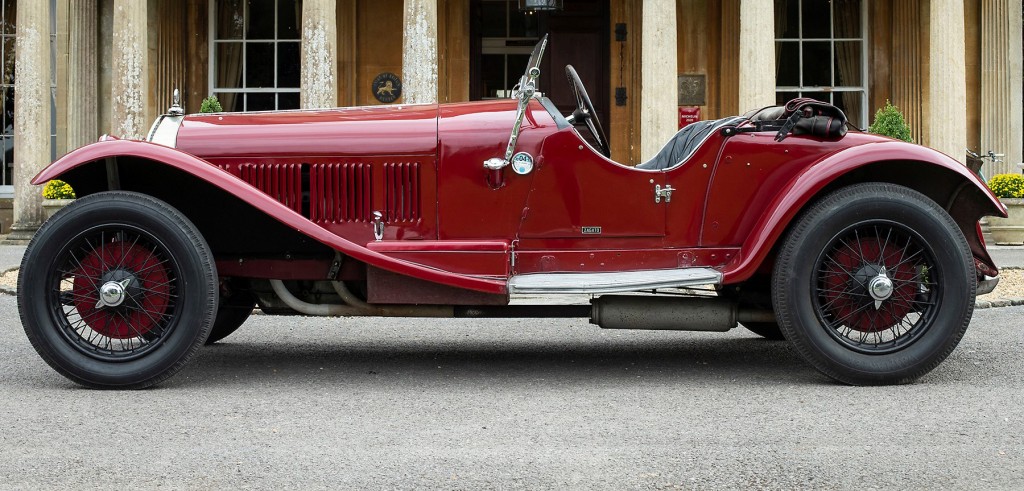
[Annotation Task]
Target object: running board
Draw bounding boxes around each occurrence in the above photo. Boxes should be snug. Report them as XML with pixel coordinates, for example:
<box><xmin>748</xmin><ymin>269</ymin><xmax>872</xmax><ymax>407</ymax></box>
<box><xmin>508</xmin><ymin>268</ymin><xmax>722</xmax><ymax>294</ymax></box>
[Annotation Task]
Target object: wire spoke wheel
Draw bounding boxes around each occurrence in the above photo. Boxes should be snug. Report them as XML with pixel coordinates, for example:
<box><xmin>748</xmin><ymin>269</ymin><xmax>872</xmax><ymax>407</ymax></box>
<box><xmin>813</xmin><ymin>222</ymin><xmax>939</xmax><ymax>354</ymax></box>
<box><xmin>19</xmin><ymin>192</ymin><xmax>217</xmax><ymax>389</ymax></box>
<box><xmin>51</xmin><ymin>226</ymin><xmax>180</xmax><ymax>361</ymax></box>
<box><xmin>772</xmin><ymin>183</ymin><xmax>976</xmax><ymax>385</ymax></box>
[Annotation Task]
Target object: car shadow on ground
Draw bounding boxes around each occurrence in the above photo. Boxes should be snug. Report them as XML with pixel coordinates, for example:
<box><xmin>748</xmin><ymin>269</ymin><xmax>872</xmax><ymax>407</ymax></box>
<box><xmin>183</xmin><ymin>334</ymin><xmax>828</xmax><ymax>388</ymax></box>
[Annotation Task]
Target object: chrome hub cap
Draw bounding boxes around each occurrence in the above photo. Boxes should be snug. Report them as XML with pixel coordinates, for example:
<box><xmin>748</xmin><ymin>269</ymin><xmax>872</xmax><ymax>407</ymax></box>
<box><xmin>95</xmin><ymin>277</ymin><xmax>133</xmax><ymax>309</ymax></box>
<box><xmin>868</xmin><ymin>269</ymin><xmax>894</xmax><ymax>310</ymax></box>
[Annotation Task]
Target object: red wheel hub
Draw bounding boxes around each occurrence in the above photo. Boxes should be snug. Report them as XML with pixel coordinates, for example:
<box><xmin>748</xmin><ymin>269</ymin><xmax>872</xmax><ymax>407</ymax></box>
<box><xmin>70</xmin><ymin>241</ymin><xmax>171</xmax><ymax>339</ymax></box>
<box><xmin>821</xmin><ymin>237</ymin><xmax>918</xmax><ymax>331</ymax></box>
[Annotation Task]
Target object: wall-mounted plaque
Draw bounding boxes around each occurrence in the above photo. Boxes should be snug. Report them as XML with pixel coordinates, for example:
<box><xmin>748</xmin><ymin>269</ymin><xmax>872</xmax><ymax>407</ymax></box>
<box><xmin>678</xmin><ymin>74</ymin><xmax>706</xmax><ymax>106</ymax></box>
<box><xmin>372</xmin><ymin>73</ymin><xmax>402</xmax><ymax>104</ymax></box>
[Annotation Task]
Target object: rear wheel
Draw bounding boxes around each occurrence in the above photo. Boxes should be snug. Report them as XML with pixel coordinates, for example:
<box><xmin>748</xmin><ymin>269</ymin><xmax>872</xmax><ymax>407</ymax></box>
<box><xmin>18</xmin><ymin>192</ymin><xmax>217</xmax><ymax>389</ymax></box>
<box><xmin>772</xmin><ymin>183</ymin><xmax>975</xmax><ymax>385</ymax></box>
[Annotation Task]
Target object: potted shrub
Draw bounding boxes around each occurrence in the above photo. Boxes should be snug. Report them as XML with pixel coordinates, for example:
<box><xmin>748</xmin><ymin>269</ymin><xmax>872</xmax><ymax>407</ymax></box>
<box><xmin>986</xmin><ymin>173</ymin><xmax>1024</xmax><ymax>245</ymax></box>
<box><xmin>868</xmin><ymin>100</ymin><xmax>913</xmax><ymax>142</ymax></box>
<box><xmin>41</xmin><ymin>179</ymin><xmax>75</xmax><ymax>220</ymax></box>
<box><xmin>200</xmin><ymin>95</ymin><xmax>223</xmax><ymax>113</ymax></box>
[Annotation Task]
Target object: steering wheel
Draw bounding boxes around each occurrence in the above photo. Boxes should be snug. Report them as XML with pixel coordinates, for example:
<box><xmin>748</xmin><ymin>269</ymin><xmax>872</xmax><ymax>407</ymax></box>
<box><xmin>565</xmin><ymin>65</ymin><xmax>610</xmax><ymax>157</ymax></box>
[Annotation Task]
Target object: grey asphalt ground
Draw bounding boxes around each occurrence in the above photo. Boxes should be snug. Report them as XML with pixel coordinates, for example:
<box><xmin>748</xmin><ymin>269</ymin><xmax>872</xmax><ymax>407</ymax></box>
<box><xmin>2</xmin><ymin>243</ymin><xmax>1023</xmax><ymax>488</ymax></box>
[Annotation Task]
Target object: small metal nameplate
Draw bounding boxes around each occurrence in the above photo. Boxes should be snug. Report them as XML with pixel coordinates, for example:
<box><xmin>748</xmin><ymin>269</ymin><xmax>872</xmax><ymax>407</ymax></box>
<box><xmin>581</xmin><ymin>227</ymin><xmax>602</xmax><ymax>234</ymax></box>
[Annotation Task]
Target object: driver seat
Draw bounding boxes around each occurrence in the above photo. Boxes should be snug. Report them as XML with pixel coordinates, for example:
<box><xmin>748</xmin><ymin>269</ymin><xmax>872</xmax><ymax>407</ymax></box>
<box><xmin>635</xmin><ymin>117</ymin><xmax>745</xmax><ymax>171</ymax></box>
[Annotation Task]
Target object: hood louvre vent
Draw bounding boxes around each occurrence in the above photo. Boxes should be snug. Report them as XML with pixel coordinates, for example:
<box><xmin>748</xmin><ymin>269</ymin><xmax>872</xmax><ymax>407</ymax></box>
<box><xmin>384</xmin><ymin>162</ymin><xmax>421</xmax><ymax>223</ymax></box>
<box><xmin>238</xmin><ymin>163</ymin><xmax>303</xmax><ymax>215</ymax></box>
<box><xmin>310</xmin><ymin>163</ymin><xmax>372</xmax><ymax>223</ymax></box>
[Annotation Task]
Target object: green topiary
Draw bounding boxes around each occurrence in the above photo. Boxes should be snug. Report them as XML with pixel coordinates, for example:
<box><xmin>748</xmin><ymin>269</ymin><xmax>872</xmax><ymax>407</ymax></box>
<box><xmin>200</xmin><ymin>96</ymin><xmax>223</xmax><ymax>113</ymax></box>
<box><xmin>42</xmin><ymin>180</ymin><xmax>76</xmax><ymax>200</ymax></box>
<box><xmin>987</xmin><ymin>173</ymin><xmax>1024</xmax><ymax>199</ymax></box>
<box><xmin>868</xmin><ymin>100</ymin><xmax>913</xmax><ymax>142</ymax></box>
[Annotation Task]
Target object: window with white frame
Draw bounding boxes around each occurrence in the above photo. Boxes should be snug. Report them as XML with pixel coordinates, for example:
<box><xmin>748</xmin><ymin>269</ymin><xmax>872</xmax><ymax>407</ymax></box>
<box><xmin>209</xmin><ymin>0</ymin><xmax>301</xmax><ymax>112</ymax></box>
<box><xmin>774</xmin><ymin>0</ymin><xmax>867</xmax><ymax>128</ymax></box>
<box><xmin>1</xmin><ymin>0</ymin><xmax>58</xmax><ymax>199</ymax></box>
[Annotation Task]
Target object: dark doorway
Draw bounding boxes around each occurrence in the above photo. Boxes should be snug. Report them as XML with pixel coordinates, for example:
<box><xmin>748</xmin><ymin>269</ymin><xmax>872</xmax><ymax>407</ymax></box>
<box><xmin>470</xmin><ymin>0</ymin><xmax>610</xmax><ymax>128</ymax></box>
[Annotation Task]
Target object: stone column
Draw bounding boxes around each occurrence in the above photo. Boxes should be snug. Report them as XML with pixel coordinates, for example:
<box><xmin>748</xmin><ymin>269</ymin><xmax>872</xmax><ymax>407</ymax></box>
<box><xmin>737</xmin><ymin>0</ymin><xmax>775</xmax><ymax>112</ymax></box>
<box><xmin>402</xmin><ymin>0</ymin><xmax>438</xmax><ymax>104</ymax></box>
<box><xmin>640</xmin><ymin>0</ymin><xmax>676</xmax><ymax>159</ymax></box>
<box><xmin>301</xmin><ymin>0</ymin><xmax>338</xmax><ymax>109</ymax></box>
<box><xmin>68</xmin><ymin>0</ymin><xmax>99</xmax><ymax>149</ymax></box>
<box><xmin>5</xmin><ymin>0</ymin><xmax>52</xmax><ymax>242</ymax></box>
<box><xmin>111</xmin><ymin>0</ymin><xmax>147</xmax><ymax>140</ymax></box>
<box><xmin>926</xmin><ymin>0</ymin><xmax>967</xmax><ymax>163</ymax></box>
<box><xmin>980</xmin><ymin>0</ymin><xmax>1023</xmax><ymax>175</ymax></box>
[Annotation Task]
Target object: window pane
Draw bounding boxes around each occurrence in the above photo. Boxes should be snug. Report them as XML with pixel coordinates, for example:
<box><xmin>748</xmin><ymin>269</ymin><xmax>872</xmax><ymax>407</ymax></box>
<box><xmin>775</xmin><ymin>41</ymin><xmax>799</xmax><ymax>86</ymax></box>
<box><xmin>834</xmin><ymin>92</ymin><xmax>864</xmax><ymax>128</ymax></box>
<box><xmin>247</xmin><ymin>0</ymin><xmax>275</xmax><ymax>39</ymax></box>
<box><xmin>481</xmin><ymin>54</ymin><xmax>504</xmax><ymax>98</ymax></box>
<box><xmin>802</xmin><ymin>41</ymin><xmax>831</xmax><ymax>86</ymax></box>
<box><xmin>832</xmin><ymin>0</ymin><xmax>861</xmax><ymax>38</ymax></box>
<box><xmin>775</xmin><ymin>0</ymin><xmax>799</xmax><ymax>39</ymax></box>
<box><xmin>278</xmin><ymin>92</ymin><xmax>300</xmax><ymax>110</ymax></box>
<box><xmin>247</xmin><ymin>93</ymin><xmax>275</xmax><ymax>111</ymax></box>
<box><xmin>278</xmin><ymin>42</ymin><xmax>300</xmax><ymax>88</ymax></box>
<box><xmin>480</xmin><ymin>0</ymin><xmax>506</xmax><ymax>37</ymax></box>
<box><xmin>217</xmin><ymin>0</ymin><xmax>245</xmax><ymax>39</ymax></box>
<box><xmin>216</xmin><ymin>43</ymin><xmax>244</xmax><ymax>88</ymax></box>
<box><xmin>776</xmin><ymin>90</ymin><xmax>800</xmax><ymax>106</ymax></box>
<box><xmin>245</xmin><ymin>42</ymin><xmax>275</xmax><ymax>88</ymax></box>
<box><xmin>3</xmin><ymin>0</ymin><xmax>15</xmax><ymax>35</ymax></box>
<box><xmin>214</xmin><ymin>92</ymin><xmax>244</xmax><ymax>112</ymax></box>
<box><xmin>801</xmin><ymin>0</ymin><xmax>831</xmax><ymax>39</ymax></box>
<box><xmin>834</xmin><ymin>41</ymin><xmax>861</xmax><ymax>87</ymax></box>
<box><xmin>2</xmin><ymin>85</ymin><xmax>12</xmax><ymax>135</ymax></box>
<box><xmin>278</xmin><ymin>0</ymin><xmax>301</xmax><ymax>39</ymax></box>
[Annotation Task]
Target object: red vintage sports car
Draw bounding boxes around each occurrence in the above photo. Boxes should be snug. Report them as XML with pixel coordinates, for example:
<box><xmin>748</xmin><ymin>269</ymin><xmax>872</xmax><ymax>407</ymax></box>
<box><xmin>19</xmin><ymin>38</ymin><xmax>1004</xmax><ymax>388</ymax></box>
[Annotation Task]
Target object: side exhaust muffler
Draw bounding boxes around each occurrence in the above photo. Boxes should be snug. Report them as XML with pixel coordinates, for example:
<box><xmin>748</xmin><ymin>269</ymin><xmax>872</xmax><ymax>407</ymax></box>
<box><xmin>590</xmin><ymin>296</ymin><xmax>774</xmax><ymax>331</ymax></box>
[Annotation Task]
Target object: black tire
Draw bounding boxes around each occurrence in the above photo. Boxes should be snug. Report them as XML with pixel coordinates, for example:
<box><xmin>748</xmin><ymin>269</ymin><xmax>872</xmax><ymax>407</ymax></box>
<box><xmin>205</xmin><ymin>290</ymin><xmax>256</xmax><ymax>345</ymax></box>
<box><xmin>18</xmin><ymin>191</ymin><xmax>218</xmax><ymax>389</ymax></box>
<box><xmin>772</xmin><ymin>183</ymin><xmax>975</xmax><ymax>385</ymax></box>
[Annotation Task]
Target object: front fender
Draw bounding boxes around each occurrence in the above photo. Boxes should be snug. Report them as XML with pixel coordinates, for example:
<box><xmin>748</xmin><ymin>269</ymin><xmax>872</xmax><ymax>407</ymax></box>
<box><xmin>723</xmin><ymin>141</ymin><xmax>1006</xmax><ymax>283</ymax></box>
<box><xmin>34</xmin><ymin>140</ymin><xmax>507</xmax><ymax>294</ymax></box>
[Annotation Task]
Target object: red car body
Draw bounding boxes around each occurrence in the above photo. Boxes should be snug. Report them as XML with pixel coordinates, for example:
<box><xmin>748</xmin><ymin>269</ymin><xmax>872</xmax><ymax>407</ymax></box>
<box><xmin>34</xmin><ymin>99</ymin><xmax>1003</xmax><ymax>296</ymax></box>
<box><xmin>18</xmin><ymin>43</ymin><xmax>1006</xmax><ymax>388</ymax></box>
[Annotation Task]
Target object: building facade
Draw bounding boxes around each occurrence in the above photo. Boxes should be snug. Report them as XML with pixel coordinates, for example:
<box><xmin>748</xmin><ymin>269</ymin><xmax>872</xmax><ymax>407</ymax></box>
<box><xmin>1</xmin><ymin>0</ymin><xmax>1022</xmax><ymax>240</ymax></box>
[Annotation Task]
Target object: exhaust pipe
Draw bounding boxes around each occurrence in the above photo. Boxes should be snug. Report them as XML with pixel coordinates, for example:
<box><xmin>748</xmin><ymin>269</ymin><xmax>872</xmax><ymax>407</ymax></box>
<box><xmin>590</xmin><ymin>296</ymin><xmax>774</xmax><ymax>331</ymax></box>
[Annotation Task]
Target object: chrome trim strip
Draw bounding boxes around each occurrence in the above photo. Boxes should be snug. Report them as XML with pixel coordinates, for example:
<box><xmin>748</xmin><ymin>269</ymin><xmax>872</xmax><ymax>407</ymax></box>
<box><xmin>508</xmin><ymin>268</ymin><xmax>723</xmax><ymax>294</ymax></box>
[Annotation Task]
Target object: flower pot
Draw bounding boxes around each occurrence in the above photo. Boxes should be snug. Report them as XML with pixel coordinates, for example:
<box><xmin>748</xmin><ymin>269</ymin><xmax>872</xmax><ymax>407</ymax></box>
<box><xmin>989</xmin><ymin>198</ymin><xmax>1024</xmax><ymax>245</ymax></box>
<box><xmin>42</xmin><ymin>198</ymin><xmax>75</xmax><ymax>221</ymax></box>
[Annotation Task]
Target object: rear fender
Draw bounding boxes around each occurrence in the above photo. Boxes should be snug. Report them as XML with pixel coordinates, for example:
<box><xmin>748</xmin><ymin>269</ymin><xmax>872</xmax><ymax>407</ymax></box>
<box><xmin>723</xmin><ymin>141</ymin><xmax>1006</xmax><ymax>283</ymax></box>
<box><xmin>34</xmin><ymin>140</ymin><xmax>507</xmax><ymax>294</ymax></box>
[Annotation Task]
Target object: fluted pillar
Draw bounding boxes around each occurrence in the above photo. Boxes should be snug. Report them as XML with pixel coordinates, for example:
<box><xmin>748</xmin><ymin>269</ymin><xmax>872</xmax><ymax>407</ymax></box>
<box><xmin>5</xmin><ymin>0</ymin><xmax>52</xmax><ymax>242</ymax></box>
<box><xmin>737</xmin><ymin>0</ymin><xmax>775</xmax><ymax>112</ymax></box>
<box><xmin>980</xmin><ymin>0</ymin><xmax>1023</xmax><ymax>175</ymax></box>
<box><xmin>890</xmin><ymin>2</ymin><xmax>925</xmax><ymax>143</ymax></box>
<box><xmin>111</xmin><ymin>0</ymin><xmax>147</xmax><ymax>140</ymax></box>
<box><xmin>68</xmin><ymin>0</ymin><xmax>99</xmax><ymax>150</ymax></box>
<box><xmin>402</xmin><ymin>0</ymin><xmax>438</xmax><ymax>104</ymax></box>
<box><xmin>301</xmin><ymin>0</ymin><xmax>338</xmax><ymax>109</ymax></box>
<box><xmin>926</xmin><ymin>0</ymin><xmax>966</xmax><ymax>163</ymax></box>
<box><xmin>640</xmin><ymin>0</ymin><xmax>676</xmax><ymax>159</ymax></box>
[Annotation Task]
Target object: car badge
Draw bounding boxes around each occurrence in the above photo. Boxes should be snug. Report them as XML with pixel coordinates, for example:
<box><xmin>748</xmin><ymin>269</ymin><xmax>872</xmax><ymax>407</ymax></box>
<box><xmin>510</xmin><ymin>152</ymin><xmax>534</xmax><ymax>175</ymax></box>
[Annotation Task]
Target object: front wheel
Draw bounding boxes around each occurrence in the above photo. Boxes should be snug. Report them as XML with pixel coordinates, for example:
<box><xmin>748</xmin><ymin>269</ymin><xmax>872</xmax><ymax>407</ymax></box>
<box><xmin>18</xmin><ymin>192</ymin><xmax>218</xmax><ymax>389</ymax></box>
<box><xmin>772</xmin><ymin>183</ymin><xmax>975</xmax><ymax>385</ymax></box>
